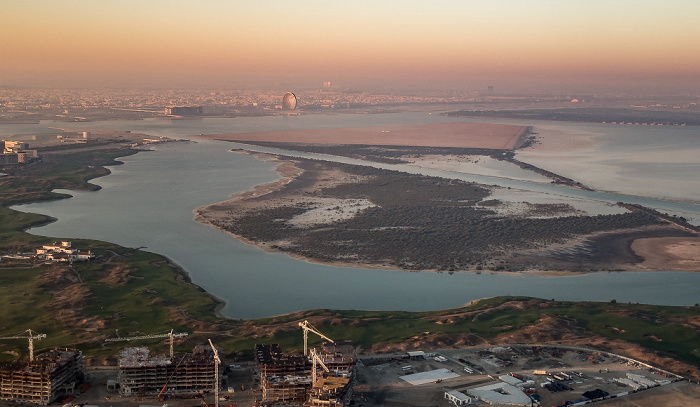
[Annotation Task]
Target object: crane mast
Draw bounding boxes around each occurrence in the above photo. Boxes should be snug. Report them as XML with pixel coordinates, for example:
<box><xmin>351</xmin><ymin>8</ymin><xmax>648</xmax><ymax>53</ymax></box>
<box><xmin>208</xmin><ymin>339</ymin><xmax>220</xmax><ymax>407</ymax></box>
<box><xmin>0</xmin><ymin>329</ymin><xmax>46</xmax><ymax>362</ymax></box>
<box><xmin>309</xmin><ymin>348</ymin><xmax>330</xmax><ymax>386</ymax></box>
<box><xmin>298</xmin><ymin>320</ymin><xmax>334</xmax><ymax>356</ymax></box>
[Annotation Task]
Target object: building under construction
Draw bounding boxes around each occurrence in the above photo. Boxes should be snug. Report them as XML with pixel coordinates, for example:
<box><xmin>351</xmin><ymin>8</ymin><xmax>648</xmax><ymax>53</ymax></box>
<box><xmin>304</xmin><ymin>342</ymin><xmax>356</xmax><ymax>407</ymax></box>
<box><xmin>305</xmin><ymin>375</ymin><xmax>352</xmax><ymax>407</ymax></box>
<box><xmin>255</xmin><ymin>344</ymin><xmax>312</xmax><ymax>405</ymax></box>
<box><xmin>0</xmin><ymin>348</ymin><xmax>84</xmax><ymax>405</ymax></box>
<box><xmin>118</xmin><ymin>345</ymin><xmax>221</xmax><ymax>397</ymax></box>
<box><xmin>255</xmin><ymin>342</ymin><xmax>357</xmax><ymax>407</ymax></box>
<box><xmin>315</xmin><ymin>342</ymin><xmax>356</xmax><ymax>377</ymax></box>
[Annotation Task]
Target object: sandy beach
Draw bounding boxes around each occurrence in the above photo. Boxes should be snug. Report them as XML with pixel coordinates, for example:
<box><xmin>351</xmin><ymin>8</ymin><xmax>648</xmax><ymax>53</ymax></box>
<box><xmin>631</xmin><ymin>237</ymin><xmax>700</xmax><ymax>271</ymax></box>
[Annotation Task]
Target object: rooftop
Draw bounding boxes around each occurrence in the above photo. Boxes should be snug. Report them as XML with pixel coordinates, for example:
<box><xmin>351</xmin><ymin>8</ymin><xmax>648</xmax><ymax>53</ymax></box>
<box><xmin>0</xmin><ymin>348</ymin><xmax>82</xmax><ymax>374</ymax></box>
<box><xmin>118</xmin><ymin>345</ymin><xmax>216</xmax><ymax>368</ymax></box>
<box><xmin>255</xmin><ymin>344</ymin><xmax>308</xmax><ymax>367</ymax></box>
<box><xmin>467</xmin><ymin>382</ymin><xmax>531</xmax><ymax>406</ymax></box>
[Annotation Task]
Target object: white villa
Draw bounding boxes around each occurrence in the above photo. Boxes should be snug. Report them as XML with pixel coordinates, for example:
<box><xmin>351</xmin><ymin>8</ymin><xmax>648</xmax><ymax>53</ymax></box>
<box><xmin>36</xmin><ymin>241</ymin><xmax>94</xmax><ymax>263</ymax></box>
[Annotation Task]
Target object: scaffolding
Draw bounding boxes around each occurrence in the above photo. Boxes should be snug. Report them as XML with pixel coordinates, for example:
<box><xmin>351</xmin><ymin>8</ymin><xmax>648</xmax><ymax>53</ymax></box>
<box><xmin>0</xmin><ymin>348</ymin><xmax>84</xmax><ymax>405</ymax></box>
<box><xmin>255</xmin><ymin>344</ymin><xmax>312</xmax><ymax>405</ymax></box>
<box><xmin>255</xmin><ymin>342</ymin><xmax>357</xmax><ymax>407</ymax></box>
<box><xmin>304</xmin><ymin>376</ymin><xmax>352</xmax><ymax>407</ymax></box>
<box><xmin>315</xmin><ymin>342</ymin><xmax>356</xmax><ymax>377</ymax></box>
<box><xmin>118</xmin><ymin>345</ymin><xmax>221</xmax><ymax>397</ymax></box>
<box><xmin>304</xmin><ymin>342</ymin><xmax>355</xmax><ymax>407</ymax></box>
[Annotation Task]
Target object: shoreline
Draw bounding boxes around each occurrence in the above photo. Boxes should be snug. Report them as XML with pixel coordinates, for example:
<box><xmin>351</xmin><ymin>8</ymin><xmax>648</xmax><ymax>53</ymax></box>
<box><xmin>194</xmin><ymin>149</ymin><xmax>700</xmax><ymax>276</ymax></box>
<box><xmin>160</xmin><ymin>254</ymin><xmax>228</xmax><ymax>319</ymax></box>
<box><xmin>9</xmin><ymin>144</ymin><xmax>234</xmax><ymax>320</ymax></box>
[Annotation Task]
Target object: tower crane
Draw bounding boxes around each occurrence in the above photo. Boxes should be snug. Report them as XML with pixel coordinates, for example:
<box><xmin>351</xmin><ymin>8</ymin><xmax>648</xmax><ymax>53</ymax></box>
<box><xmin>309</xmin><ymin>348</ymin><xmax>330</xmax><ymax>386</ymax></box>
<box><xmin>208</xmin><ymin>339</ymin><xmax>221</xmax><ymax>407</ymax></box>
<box><xmin>0</xmin><ymin>329</ymin><xmax>46</xmax><ymax>362</ymax></box>
<box><xmin>298</xmin><ymin>320</ymin><xmax>334</xmax><ymax>356</ymax></box>
<box><xmin>104</xmin><ymin>329</ymin><xmax>188</xmax><ymax>358</ymax></box>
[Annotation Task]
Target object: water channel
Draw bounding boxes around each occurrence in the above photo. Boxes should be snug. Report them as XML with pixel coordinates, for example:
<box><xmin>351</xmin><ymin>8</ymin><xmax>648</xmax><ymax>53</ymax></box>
<box><xmin>6</xmin><ymin>113</ymin><xmax>700</xmax><ymax>318</ymax></box>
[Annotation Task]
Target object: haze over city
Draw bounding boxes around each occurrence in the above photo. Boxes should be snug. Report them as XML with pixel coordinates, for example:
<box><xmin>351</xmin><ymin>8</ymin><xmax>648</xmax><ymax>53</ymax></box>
<box><xmin>3</xmin><ymin>1</ymin><xmax>700</xmax><ymax>406</ymax></box>
<box><xmin>2</xmin><ymin>0</ymin><xmax>700</xmax><ymax>93</ymax></box>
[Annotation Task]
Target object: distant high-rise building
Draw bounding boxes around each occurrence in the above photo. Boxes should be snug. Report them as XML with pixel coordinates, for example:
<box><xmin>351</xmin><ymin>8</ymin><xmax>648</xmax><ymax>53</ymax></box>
<box><xmin>4</xmin><ymin>141</ymin><xmax>29</xmax><ymax>152</ymax></box>
<box><xmin>2</xmin><ymin>140</ymin><xmax>38</xmax><ymax>165</ymax></box>
<box><xmin>323</xmin><ymin>81</ymin><xmax>332</xmax><ymax>88</ymax></box>
<box><xmin>488</xmin><ymin>85</ymin><xmax>494</xmax><ymax>92</ymax></box>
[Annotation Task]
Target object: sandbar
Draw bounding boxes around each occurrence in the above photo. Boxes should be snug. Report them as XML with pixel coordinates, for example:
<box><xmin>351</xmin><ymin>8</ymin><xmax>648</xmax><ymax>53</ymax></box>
<box><xmin>631</xmin><ymin>237</ymin><xmax>700</xmax><ymax>271</ymax></box>
<box><xmin>199</xmin><ymin>122</ymin><xmax>527</xmax><ymax>149</ymax></box>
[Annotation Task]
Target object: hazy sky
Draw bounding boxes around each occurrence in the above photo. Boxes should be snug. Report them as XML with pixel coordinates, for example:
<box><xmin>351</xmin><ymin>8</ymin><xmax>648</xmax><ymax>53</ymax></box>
<box><xmin>2</xmin><ymin>0</ymin><xmax>699</xmax><ymax>92</ymax></box>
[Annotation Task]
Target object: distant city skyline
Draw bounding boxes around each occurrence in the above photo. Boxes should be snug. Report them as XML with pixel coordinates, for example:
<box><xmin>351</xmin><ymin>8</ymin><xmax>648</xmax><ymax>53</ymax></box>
<box><xmin>2</xmin><ymin>0</ymin><xmax>699</xmax><ymax>93</ymax></box>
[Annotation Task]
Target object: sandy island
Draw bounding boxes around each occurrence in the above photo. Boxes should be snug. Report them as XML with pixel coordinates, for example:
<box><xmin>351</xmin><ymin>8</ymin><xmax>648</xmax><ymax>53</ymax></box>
<box><xmin>194</xmin><ymin>122</ymin><xmax>700</xmax><ymax>275</ymax></box>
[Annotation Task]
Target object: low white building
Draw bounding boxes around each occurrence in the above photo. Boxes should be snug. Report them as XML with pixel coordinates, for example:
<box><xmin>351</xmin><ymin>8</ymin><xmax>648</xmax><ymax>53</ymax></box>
<box><xmin>38</xmin><ymin>241</ymin><xmax>75</xmax><ymax>255</ymax></box>
<box><xmin>626</xmin><ymin>373</ymin><xmax>656</xmax><ymax>388</ymax></box>
<box><xmin>614</xmin><ymin>378</ymin><xmax>644</xmax><ymax>391</ymax></box>
<box><xmin>468</xmin><ymin>382</ymin><xmax>532</xmax><ymax>406</ymax></box>
<box><xmin>406</xmin><ymin>351</ymin><xmax>426</xmax><ymax>360</ymax></box>
<box><xmin>74</xmin><ymin>251</ymin><xmax>94</xmax><ymax>261</ymax></box>
<box><xmin>445</xmin><ymin>389</ymin><xmax>472</xmax><ymax>406</ymax></box>
<box><xmin>499</xmin><ymin>374</ymin><xmax>522</xmax><ymax>386</ymax></box>
<box><xmin>36</xmin><ymin>241</ymin><xmax>94</xmax><ymax>263</ymax></box>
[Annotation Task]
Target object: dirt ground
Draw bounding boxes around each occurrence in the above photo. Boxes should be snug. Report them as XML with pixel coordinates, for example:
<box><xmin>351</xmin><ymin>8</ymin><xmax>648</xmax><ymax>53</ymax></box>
<box><xmin>352</xmin><ymin>345</ymin><xmax>696</xmax><ymax>407</ymax></box>
<box><xmin>594</xmin><ymin>380</ymin><xmax>700</xmax><ymax>407</ymax></box>
<box><xmin>199</xmin><ymin>122</ymin><xmax>527</xmax><ymax>149</ymax></box>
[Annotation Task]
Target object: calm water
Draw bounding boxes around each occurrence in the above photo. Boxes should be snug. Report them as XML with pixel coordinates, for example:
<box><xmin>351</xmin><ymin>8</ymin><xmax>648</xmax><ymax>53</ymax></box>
<box><xmin>6</xmin><ymin>114</ymin><xmax>700</xmax><ymax>318</ymax></box>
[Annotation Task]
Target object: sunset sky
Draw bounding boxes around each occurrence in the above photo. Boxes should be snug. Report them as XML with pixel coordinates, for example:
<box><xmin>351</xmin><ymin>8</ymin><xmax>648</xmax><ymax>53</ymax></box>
<box><xmin>2</xmin><ymin>0</ymin><xmax>699</xmax><ymax>92</ymax></box>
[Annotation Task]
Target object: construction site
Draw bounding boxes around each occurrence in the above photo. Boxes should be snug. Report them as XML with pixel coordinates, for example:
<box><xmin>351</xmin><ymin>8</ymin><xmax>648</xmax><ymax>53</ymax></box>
<box><xmin>0</xmin><ymin>323</ymin><xmax>356</xmax><ymax>407</ymax></box>
<box><xmin>1</xmin><ymin>324</ymin><xmax>697</xmax><ymax>407</ymax></box>
<box><xmin>117</xmin><ymin>345</ymin><xmax>220</xmax><ymax>397</ymax></box>
<box><xmin>254</xmin><ymin>321</ymin><xmax>357</xmax><ymax>407</ymax></box>
<box><xmin>0</xmin><ymin>329</ymin><xmax>228</xmax><ymax>406</ymax></box>
<box><xmin>0</xmin><ymin>348</ymin><xmax>84</xmax><ymax>405</ymax></box>
<box><xmin>352</xmin><ymin>345</ymin><xmax>693</xmax><ymax>407</ymax></box>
